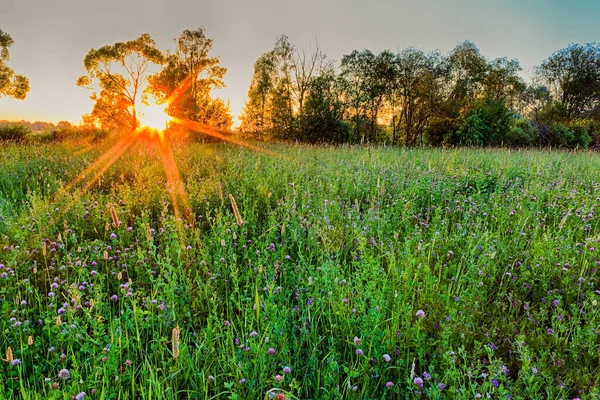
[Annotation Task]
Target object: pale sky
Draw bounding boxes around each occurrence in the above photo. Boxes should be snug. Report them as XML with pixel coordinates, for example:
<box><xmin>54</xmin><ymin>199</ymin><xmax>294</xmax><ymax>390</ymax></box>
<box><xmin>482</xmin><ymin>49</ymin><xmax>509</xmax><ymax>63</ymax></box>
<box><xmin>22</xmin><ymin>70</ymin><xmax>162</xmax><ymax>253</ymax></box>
<box><xmin>0</xmin><ymin>0</ymin><xmax>598</xmax><ymax>125</ymax></box>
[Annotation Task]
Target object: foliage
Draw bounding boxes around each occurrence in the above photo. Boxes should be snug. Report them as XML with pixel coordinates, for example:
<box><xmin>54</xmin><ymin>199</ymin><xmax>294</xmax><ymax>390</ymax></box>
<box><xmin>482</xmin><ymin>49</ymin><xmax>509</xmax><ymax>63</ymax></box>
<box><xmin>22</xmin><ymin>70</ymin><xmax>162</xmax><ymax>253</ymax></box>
<box><xmin>505</xmin><ymin>118</ymin><xmax>535</xmax><ymax>147</ymax></box>
<box><xmin>77</xmin><ymin>34</ymin><xmax>165</xmax><ymax>131</ymax></box>
<box><xmin>240</xmin><ymin>35</ymin><xmax>295</xmax><ymax>137</ymax></box>
<box><xmin>452</xmin><ymin>97</ymin><xmax>513</xmax><ymax>146</ymax></box>
<box><xmin>0</xmin><ymin>29</ymin><xmax>30</xmax><ymax>100</ymax></box>
<box><xmin>149</xmin><ymin>28</ymin><xmax>232</xmax><ymax>129</ymax></box>
<box><xmin>537</xmin><ymin>42</ymin><xmax>600</xmax><ymax>121</ymax></box>
<box><xmin>0</xmin><ymin>123</ymin><xmax>30</xmax><ymax>142</ymax></box>
<box><xmin>297</xmin><ymin>73</ymin><xmax>351</xmax><ymax>143</ymax></box>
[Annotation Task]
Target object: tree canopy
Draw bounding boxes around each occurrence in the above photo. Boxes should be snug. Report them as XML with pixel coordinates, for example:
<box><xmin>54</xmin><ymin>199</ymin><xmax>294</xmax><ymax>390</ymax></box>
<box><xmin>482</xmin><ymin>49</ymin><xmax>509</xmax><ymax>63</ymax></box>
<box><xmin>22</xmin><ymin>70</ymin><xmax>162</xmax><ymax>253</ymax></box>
<box><xmin>0</xmin><ymin>29</ymin><xmax>30</xmax><ymax>100</ymax></box>
<box><xmin>77</xmin><ymin>33</ymin><xmax>165</xmax><ymax>131</ymax></box>
<box><xmin>238</xmin><ymin>36</ymin><xmax>599</xmax><ymax>149</ymax></box>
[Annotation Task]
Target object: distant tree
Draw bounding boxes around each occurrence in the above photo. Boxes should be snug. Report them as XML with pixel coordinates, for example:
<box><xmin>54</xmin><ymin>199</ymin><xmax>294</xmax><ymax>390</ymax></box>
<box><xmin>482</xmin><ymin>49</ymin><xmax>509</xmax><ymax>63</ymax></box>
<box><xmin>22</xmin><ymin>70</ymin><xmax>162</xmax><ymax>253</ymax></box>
<box><xmin>149</xmin><ymin>28</ymin><xmax>231</xmax><ymax>128</ymax></box>
<box><xmin>292</xmin><ymin>42</ymin><xmax>330</xmax><ymax>117</ymax></box>
<box><xmin>0</xmin><ymin>29</ymin><xmax>30</xmax><ymax>100</ymax></box>
<box><xmin>538</xmin><ymin>43</ymin><xmax>600</xmax><ymax>121</ymax></box>
<box><xmin>483</xmin><ymin>57</ymin><xmax>526</xmax><ymax>105</ymax></box>
<box><xmin>239</xmin><ymin>35</ymin><xmax>295</xmax><ymax>136</ymax></box>
<box><xmin>298</xmin><ymin>70</ymin><xmax>350</xmax><ymax>143</ymax></box>
<box><xmin>77</xmin><ymin>34</ymin><xmax>165</xmax><ymax>131</ymax></box>
<box><xmin>392</xmin><ymin>48</ymin><xmax>448</xmax><ymax>146</ymax></box>
<box><xmin>57</xmin><ymin>120</ymin><xmax>73</xmax><ymax>130</ymax></box>
<box><xmin>239</xmin><ymin>53</ymin><xmax>277</xmax><ymax>133</ymax></box>
<box><xmin>339</xmin><ymin>50</ymin><xmax>375</xmax><ymax>140</ymax></box>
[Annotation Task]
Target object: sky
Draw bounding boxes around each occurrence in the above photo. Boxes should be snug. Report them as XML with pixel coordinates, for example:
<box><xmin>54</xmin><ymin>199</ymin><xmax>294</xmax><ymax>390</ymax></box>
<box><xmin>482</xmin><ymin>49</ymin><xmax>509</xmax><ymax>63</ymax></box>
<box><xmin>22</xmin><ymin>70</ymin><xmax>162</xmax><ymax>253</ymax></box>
<box><xmin>0</xmin><ymin>0</ymin><xmax>599</xmax><ymax>125</ymax></box>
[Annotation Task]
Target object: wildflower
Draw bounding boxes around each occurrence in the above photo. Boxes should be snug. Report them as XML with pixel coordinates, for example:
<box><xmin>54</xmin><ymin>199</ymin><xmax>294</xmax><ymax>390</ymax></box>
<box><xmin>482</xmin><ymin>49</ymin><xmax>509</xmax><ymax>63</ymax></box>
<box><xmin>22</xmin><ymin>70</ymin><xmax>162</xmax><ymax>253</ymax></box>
<box><xmin>239</xmin><ymin>378</ymin><xmax>246</xmax><ymax>384</ymax></box>
<box><xmin>249</xmin><ymin>331</ymin><xmax>258</xmax><ymax>338</ymax></box>
<box><xmin>356</xmin><ymin>348</ymin><xmax>363</xmax><ymax>356</ymax></box>
<box><xmin>414</xmin><ymin>377</ymin><xmax>424</xmax><ymax>388</ymax></box>
<box><xmin>268</xmin><ymin>347</ymin><xmax>275</xmax><ymax>355</ymax></box>
<box><xmin>547</xmin><ymin>328</ymin><xmax>554</xmax><ymax>335</ymax></box>
<box><xmin>57</xmin><ymin>308</ymin><xmax>66</xmax><ymax>315</ymax></box>
<box><xmin>283</xmin><ymin>366</ymin><xmax>291</xmax><ymax>374</ymax></box>
<box><xmin>110</xmin><ymin>295</ymin><xmax>118</xmax><ymax>302</ymax></box>
<box><xmin>423</xmin><ymin>372</ymin><xmax>431</xmax><ymax>380</ymax></box>
<box><xmin>438</xmin><ymin>382</ymin><xmax>445</xmax><ymax>390</ymax></box>
<box><xmin>386</xmin><ymin>381</ymin><xmax>394</xmax><ymax>388</ymax></box>
<box><xmin>208</xmin><ymin>375</ymin><xmax>214</xmax><ymax>382</ymax></box>
<box><xmin>353</xmin><ymin>336</ymin><xmax>361</xmax><ymax>346</ymax></box>
<box><xmin>58</xmin><ymin>369</ymin><xmax>70</xmax><ymax>379</ymax></box>
<box><xmin>224</xmin><ymin>320</ymin><xmax>231</xmax><ymax>327</ymax></box>
<box><xmin>382</xmin><ymin>354</ymin><xmax>391</xmax><ymax>362</ymax></box>
<box><xmin>125</xmin><ymin>359</ymin><xmax>132</xmax><ymax>365</ymax></box>
<box><xmin>416</xmin><ymin>309</ymin><xmax>425</xmax><ymax>318</ymax></box>
<box><xmin>307</xmin><ymin>297</ymin><xmax>314</xmax><ymax>306</ymax></box>
<box><xmin>492</xmin><ymin>379</ymin><xmax>499</xmax><ymax>388</ymax></box>
<box><xmin>275</xmin><ymin>374</ymin><xmax>282</xmax><ymax>382</ymax></box>
<box><xmin>75</xmin><ymin>392</ymin><xmax>86</xmax><ymax>400</ymax></box>
<box><xmin>11</xmin><ymin>359</ymin><xmax>20</xmax><ymax>366</ymax></box>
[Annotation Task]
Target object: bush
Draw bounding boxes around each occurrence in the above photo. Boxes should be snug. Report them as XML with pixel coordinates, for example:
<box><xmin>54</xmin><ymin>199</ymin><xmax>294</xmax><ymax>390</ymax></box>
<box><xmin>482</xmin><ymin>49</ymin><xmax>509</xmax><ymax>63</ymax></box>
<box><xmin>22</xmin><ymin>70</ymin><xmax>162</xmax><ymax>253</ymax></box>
<box><xmin>505</xmin><ymin>119</ymin><xmax>535</xmax><ymax>147</ymax></box>
<box><xmin>0</xmin><ymin>123</ymin><xmax>31</xmax><ymax>142</ymax></box>
<box><xmin>453</xmin><ymin>97</ymin><xmax>513</xmax><ymax>146</ymax></box>
<box><xmin>542</xmin><ymin>122</ymin><xmax>592</xmax><ymax>149</ymax></box>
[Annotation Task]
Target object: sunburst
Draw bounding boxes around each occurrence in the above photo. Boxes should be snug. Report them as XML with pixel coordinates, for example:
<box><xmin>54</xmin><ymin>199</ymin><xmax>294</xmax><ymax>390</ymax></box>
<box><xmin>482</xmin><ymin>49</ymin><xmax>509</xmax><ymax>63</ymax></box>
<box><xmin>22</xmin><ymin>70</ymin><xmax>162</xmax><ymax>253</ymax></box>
<box><xmin>48</xmin><ymin>72</ymin><xmax>286</xmax><ymax>244</ymax></box>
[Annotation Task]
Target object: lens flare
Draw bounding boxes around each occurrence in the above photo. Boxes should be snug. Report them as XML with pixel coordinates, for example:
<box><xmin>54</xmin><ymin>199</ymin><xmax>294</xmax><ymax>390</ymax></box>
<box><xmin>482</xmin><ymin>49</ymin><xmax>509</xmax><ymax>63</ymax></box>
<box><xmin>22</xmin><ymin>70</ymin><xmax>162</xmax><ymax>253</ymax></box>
<box><xmin>139</xmin><ymin>97</ymin><xmax>170</xmax><ymax>131</ymax></box>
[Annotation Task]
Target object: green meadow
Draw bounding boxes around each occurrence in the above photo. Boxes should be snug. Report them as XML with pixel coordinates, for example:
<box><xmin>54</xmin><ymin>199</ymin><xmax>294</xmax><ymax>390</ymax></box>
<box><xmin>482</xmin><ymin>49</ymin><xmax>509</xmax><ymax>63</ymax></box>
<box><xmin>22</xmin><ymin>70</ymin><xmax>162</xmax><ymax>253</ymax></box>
<box><xmin>1</xmin><ymin>138</ymin><xmax>599</xmax><ymax>399</ymax></box>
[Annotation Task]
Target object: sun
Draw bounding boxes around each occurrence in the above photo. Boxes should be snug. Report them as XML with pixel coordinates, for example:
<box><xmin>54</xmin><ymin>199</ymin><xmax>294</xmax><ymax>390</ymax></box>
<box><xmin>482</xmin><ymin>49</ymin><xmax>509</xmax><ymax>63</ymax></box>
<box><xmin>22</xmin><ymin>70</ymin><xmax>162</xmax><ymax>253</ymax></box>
<box><xmin>138</xmin><ymin>97</ymin><xmax>171</xmax><ymax>131</ymax></box>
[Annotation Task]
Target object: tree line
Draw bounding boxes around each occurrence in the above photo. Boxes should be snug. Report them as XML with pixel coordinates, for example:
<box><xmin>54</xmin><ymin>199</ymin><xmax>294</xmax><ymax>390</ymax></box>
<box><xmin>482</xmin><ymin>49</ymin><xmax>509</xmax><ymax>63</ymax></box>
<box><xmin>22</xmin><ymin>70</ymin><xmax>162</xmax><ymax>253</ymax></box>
<box><xmin>239</xmin><ymin>36</ymin><xmax>600</xmax><ymax>149</ymax></box>
<box><xmin>2</xmin><ymin>27</ymin><xmax>599</xmax><ymax>149</ymax></box>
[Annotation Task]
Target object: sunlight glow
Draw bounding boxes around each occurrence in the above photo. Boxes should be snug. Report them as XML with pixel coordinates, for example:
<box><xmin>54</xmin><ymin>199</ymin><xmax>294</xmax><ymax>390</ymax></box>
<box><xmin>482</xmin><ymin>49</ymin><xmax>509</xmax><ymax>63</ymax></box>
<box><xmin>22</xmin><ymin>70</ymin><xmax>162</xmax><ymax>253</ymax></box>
<box><xmin>139</xmin><ymin>97</ymin><xmax>170</xmax><ymax>131</ymax></box>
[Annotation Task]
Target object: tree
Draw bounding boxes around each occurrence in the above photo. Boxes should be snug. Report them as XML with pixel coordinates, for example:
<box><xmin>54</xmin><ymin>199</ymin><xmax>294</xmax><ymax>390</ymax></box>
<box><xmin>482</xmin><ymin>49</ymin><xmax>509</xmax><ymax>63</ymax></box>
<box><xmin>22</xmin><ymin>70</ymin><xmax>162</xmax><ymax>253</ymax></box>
<box><xmin>239</xmin><ymin>35</ymin><xmax>294</xmax><ymax>136</ymax></box>
<box><xmin>339</xmin><ymin>50</ymin><xmax>375</xmax><ymax>140</ymax></box>
<box><xmin>298</xmin><ymin>71</ymin><xmax>350</xmax><ymax>143</ymax></box>
<box><xmin>149</xmin><ymin>28</ymin><xmax>231</xmax><ymax>128</ymax></box>
<box><xmin>392</xmin><ymin>48</ymin><xmax>448</xmax><ymax>145</ymax></box>
<box><xmin>292</xmin><ymin>42</ymin><xmax>330</xmax><ymax>117</ymax></box>
<box><xmin>0</xmin><ymin>29</ymin><xmax>30</xmax><ymax>100</ymax></box>
<box><xmin>239</xmin><ymin>53</ymin><xmax>277</xmax><ymax>133</ymax></box>
<box><xmin>77</xmin><ymin>34</ymin><xmax>164</xmax><ymax>131</ymax></box>
<box><xmin>537</xmin><ymin>43</ymin><xmax>600</xmax><ymax>121</ymax></box>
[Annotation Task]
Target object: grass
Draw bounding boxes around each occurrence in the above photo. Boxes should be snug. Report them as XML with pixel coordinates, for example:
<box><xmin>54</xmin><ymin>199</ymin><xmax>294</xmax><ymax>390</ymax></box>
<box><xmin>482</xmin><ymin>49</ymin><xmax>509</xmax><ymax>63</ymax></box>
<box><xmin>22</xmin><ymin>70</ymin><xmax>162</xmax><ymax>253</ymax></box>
<box><xmin>0</xmin><ymin>136</ymin><xmax>599</xmax><ymax>399</ymax></box>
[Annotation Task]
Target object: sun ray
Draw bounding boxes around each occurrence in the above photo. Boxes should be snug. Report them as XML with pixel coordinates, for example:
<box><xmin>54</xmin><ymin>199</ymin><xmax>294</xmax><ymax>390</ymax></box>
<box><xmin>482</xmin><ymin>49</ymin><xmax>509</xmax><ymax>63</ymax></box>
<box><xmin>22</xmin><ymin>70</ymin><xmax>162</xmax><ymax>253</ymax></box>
<box><xmin>170</xmin><ymin>117</ymin><xmax>289</xmax><ymax>160</ymax></box>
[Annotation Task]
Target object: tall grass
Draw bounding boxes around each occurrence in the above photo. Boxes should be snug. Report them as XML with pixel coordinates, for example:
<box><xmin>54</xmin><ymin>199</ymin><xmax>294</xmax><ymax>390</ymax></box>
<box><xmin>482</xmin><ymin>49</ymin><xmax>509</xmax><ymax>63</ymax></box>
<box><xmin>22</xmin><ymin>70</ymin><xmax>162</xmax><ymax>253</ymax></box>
<box><xmin>0</xmin><ymin>139</ymin><xmax>599</xmax><ymax>399</ymax></box>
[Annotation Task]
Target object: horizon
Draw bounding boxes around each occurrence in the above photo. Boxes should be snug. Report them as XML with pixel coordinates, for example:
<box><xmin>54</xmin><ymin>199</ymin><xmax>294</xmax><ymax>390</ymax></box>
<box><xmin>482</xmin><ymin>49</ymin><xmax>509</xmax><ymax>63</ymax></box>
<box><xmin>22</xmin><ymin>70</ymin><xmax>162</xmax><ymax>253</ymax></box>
<box><xmin>1</xmin><ymin>0</ymin><xmax>599</xmax><ymax>125</ymax></box>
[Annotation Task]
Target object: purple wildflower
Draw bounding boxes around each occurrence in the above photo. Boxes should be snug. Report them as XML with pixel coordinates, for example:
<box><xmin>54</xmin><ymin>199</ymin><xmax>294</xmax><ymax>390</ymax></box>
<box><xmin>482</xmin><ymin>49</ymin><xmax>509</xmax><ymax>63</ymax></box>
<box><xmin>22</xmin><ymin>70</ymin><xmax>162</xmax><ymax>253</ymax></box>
<box><xmin>58</xmin><ymin>368</ymin><xmax>70</xmax><ymax>379</ymax></box>
<box><xmin>416</xmin><ymin>309</ymin><xmax>425</xmax><ymax>318</ymax></box>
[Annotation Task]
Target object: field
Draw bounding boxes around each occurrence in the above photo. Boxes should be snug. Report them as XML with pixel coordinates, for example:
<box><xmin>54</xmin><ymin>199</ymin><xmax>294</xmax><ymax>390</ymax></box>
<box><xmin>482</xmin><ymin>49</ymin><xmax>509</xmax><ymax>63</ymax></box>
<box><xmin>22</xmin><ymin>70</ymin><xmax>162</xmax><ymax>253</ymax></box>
<box><xmin>1</xmin><ymin>137</ymin><xmax>599</xmax><ymax>399</ymax></box>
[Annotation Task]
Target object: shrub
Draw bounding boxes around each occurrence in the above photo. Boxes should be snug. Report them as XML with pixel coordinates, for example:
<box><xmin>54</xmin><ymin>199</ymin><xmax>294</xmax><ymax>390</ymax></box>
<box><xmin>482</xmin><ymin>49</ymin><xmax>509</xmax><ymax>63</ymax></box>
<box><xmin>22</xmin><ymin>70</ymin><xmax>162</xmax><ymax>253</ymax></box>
<box><xmin>505</xmin><ymin>119</ymin><xmax>535</xmax><ymax>147</ymax></box>
<box><xmin>0</xmin><ymin>123</ymin><xmax>31</xmax><ymax>142</ymax></box>
<box><xmin>542</xmin><ymin>122</ymin><xmax>592</xmax><ymax>149</ymax></box>
<box><xmin>453</xmin><ymin>97</ymin><xmax>513</xmax><ymax>146</ymax></box>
